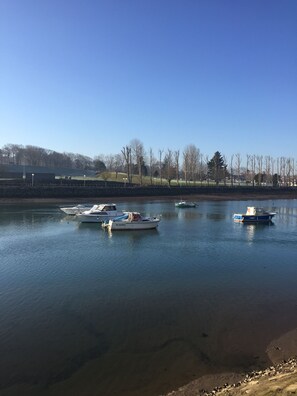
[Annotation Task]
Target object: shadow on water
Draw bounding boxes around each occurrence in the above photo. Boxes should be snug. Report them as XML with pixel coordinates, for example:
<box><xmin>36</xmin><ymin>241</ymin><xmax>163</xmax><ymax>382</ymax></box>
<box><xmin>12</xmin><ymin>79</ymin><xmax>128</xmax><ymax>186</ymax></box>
<box><xmin>242</xmin><ymin>221</ymin><xmax>275</xmax><ymax>227</ymax></box>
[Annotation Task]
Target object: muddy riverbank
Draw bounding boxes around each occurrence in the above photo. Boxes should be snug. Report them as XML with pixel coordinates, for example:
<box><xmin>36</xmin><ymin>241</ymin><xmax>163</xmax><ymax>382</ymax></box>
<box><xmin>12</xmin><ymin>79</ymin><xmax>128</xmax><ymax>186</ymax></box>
<box><xmin>164</xmin><ymin>328</ymin><xmax>297</xmax><ymax>396</ymax></box>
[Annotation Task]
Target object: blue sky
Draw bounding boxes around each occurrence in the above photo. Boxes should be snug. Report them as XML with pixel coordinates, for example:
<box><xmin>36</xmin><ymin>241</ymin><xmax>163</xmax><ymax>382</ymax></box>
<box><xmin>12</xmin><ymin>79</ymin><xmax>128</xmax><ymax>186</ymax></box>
<box><xmin>1</xmin><ymin>0</ymin><xmax>296</xmax><ymax>161</ymax></box>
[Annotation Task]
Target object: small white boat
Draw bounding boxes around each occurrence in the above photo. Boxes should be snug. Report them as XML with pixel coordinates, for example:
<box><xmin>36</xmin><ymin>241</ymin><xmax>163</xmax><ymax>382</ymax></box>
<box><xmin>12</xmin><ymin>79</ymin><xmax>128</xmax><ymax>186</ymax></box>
<box><xmin>60</xmin><ymin>203</ymin><xmax>93</xmax><ymax>215</ymax></box>
<box><xmin>76</xmin><ymin>203</ymin><xmax>124</xmax><ymax>223</ymax></box>
<box><xmin>103</xmin><ymin>212</ymin><xmax>160</xmax><ymax>231</ymax></box>
<box><xmin>233</xmin><ymin>207</ymin><xmax>276</xmax><ymax>223</ymax></box>
<box><xmin>175</xmin><ymin>200</ymin><xmax>197</xmax><ymax>208</ymax></box>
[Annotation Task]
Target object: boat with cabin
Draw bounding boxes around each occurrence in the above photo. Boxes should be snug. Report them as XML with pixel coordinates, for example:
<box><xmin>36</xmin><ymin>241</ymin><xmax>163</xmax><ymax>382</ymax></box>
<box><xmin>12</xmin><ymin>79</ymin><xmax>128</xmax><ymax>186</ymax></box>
<box><xmin>76</xmin><ymin>203</ymin><xmax>124</xmax><ymax>223</ymax></box>
<box><xmin>102</xmin><ymin>212</ymin><xmax>161</xmax><ymax>231</ymax></box>
<box><xmin>60</xmin><ymin>203</ymin><xmax>93</xmax><ymax>215</ymax></box>
<box><xmin>233</xmin><ymin>207</ymin><xmax>276</xmax><ymax>223</ymax></box>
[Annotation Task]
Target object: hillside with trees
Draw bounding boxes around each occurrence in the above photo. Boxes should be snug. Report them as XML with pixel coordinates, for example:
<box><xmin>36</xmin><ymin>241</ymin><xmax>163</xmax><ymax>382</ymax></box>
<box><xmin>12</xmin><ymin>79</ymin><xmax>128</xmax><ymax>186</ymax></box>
<box><xmin>0</xmin><ymin>142</ymin><xmax>296</xmax><ymax>187</ymax></box>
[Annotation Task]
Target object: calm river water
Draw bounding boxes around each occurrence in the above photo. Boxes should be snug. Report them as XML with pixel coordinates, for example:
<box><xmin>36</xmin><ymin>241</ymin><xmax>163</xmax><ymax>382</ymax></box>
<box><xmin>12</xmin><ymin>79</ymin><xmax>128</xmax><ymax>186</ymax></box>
<box><xmin>1</xmin><ymin>199</ymin><xmax>297</xmax><ymax>396</ymax></box>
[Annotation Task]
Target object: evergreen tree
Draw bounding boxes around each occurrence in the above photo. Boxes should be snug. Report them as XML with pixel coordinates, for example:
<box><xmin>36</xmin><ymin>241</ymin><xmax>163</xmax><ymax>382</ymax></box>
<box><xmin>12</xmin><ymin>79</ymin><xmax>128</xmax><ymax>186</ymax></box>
<box><xmin>272</xmin><ymin>173</ymin><xmax>280</xmax><ymax>187</ymax></box>
<box><xmin>207</xmin><ymin>151</ymin><xmax>227</xmax><ymax>185</ymax></box>
<box><xmin>94</xmin><ymin>159</ymin><xmax>106</xmax><ymax>173</ymax></box>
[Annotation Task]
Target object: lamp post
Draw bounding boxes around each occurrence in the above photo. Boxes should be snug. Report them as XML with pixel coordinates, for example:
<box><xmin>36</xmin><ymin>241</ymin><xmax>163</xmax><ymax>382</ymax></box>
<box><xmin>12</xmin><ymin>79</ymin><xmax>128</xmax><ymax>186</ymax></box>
<box><xmin>123</xmin><ymin>177</ymin><xmax>127</xmax><ymax>187</ymax></box>
<box><xmin>31</xmin><ymin>173</ymin><xmax>35</xmax><ymax>187</ymax></box>
<box><xmin>84</xmin><ymin>174</ymin><xmax>86</xmax><ymax>187</ymax></box>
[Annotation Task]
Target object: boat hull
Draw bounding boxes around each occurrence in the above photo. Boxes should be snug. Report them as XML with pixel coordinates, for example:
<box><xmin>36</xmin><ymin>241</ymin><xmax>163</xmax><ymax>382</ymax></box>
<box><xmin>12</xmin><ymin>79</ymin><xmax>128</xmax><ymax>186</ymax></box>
<box><xmin>75</xmin><ymin>203</ymin><xmax>124</xmax><ymax>223</ymax></box>
<box><xmin>108</xmin><ymin>219</ymin><xmax>160</xmax><ymax>230</ymax></box>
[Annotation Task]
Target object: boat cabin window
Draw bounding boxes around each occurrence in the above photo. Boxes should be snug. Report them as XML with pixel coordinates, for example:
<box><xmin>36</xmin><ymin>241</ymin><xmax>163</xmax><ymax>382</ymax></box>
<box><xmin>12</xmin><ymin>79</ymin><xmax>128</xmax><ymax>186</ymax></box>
<box><xmin>102</xmin><ymin>205</ymin><xmax>116</xmax><ymax>211</ymax></box>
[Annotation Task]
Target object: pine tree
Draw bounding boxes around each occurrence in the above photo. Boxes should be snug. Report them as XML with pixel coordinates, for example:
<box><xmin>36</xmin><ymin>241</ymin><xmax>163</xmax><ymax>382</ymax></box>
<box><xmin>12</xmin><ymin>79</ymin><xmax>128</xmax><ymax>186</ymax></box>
<box><xmin>207</xmin><ymin>151</ymin><xmax>227</xmax><ymax>185</ymax></box>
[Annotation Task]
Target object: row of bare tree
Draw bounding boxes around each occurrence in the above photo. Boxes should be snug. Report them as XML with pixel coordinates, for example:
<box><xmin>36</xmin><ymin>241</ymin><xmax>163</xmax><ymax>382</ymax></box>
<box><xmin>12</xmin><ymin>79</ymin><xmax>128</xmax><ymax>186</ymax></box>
<box><xmin>230</xmin><ymin>153</ymin><xmax>296</xmax><ymax>186</ymax></box>
<box><xmin>100</xmin><ymin>140</ymin><xmax>296</xmax><ymax>186</ymax></box>
<box><xmin>1</xmin><ymin>141</ymin><xmax>296</xmax><ymax>186</ymax></box>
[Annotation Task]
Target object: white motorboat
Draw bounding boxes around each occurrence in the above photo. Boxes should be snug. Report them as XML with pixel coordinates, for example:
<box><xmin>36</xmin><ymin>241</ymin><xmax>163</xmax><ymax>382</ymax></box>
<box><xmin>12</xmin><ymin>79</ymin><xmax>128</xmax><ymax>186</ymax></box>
<box><xmin>103</xmin><ymin>212</ymin><xmax>160</xmax><ymax>231</ymax></box>
<box><xmin>60</xmin><ymin>203</ymin><xmax>93</xmax><ymax>215</ymax></box>
<box><xmin>76</xmin><ymin>203</ymin><xmax>124</xmax><ymax>223</ymax></box>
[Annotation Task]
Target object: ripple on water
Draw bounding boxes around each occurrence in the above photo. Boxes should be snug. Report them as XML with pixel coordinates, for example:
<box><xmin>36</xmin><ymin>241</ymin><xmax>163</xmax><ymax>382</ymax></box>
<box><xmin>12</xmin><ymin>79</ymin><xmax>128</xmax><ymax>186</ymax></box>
<box><xmin>0</xmin><ymin>200</ymin><xmax>297</xmax><ymax>395</ymax></box>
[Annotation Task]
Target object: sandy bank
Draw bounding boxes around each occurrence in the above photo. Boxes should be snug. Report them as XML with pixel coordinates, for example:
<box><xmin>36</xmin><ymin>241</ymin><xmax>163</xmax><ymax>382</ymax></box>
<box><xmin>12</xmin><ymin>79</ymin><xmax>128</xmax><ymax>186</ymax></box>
<box><xmin>163</xmin><ymin>328</ymin><xmax>297</xmax><ymax>396</ymax></box>
<box><xmin>164</xmin><ymin>359</ymin><xmax>297</xmax><ymax>396</ymax></box>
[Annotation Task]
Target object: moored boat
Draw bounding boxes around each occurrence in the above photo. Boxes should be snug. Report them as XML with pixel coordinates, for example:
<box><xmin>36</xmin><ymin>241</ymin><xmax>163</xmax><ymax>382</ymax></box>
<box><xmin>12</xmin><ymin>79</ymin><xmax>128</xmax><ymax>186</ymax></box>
<box><xmin>175</xmin><ymin>200</ymin><xmax>197</xmax><ymax>208</ymax></box>
<box><xmin>103</xmin><ymin>211</ymin><xmax>160</xmax><ymax>231</ymax></box>
<box><xmin>233</xmin><ymin>207</ymin><xmax>276</xmax><ymax>223</ymax></box>
<box><xmin>60</xmin><ymin>203</ymin><xmax>93</xmax><ymax>215</ymax></box>
<box><xmin>76</xmin><ymin>203</ymin><xmax>124</xmax><ymax>223</ymax></box>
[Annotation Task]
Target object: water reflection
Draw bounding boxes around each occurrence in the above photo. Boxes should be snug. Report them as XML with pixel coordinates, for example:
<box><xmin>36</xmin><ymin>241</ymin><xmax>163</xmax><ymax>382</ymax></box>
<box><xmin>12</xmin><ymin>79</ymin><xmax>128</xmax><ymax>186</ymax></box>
<box><xmin>156</xmin><ymin>211</ymin><xmax>178</xmax><ymax>220</ymax></box>
<box><xmin>76</xmin><ymin>221</ymin><xmax>101</xmax><ymax>230</ymax></box>
<box><xmin>60</xmin><ymin>215</ymin><xmax>78</xmax><ymax>224</ymax></box>
<box><xmin>206</xmin><ymin>213</ymin><xmax>226</xmax><ymax>221</ymax></box>
<box><xmin>236</xmin><ymin>222</ymin><xmax>275</xmax><ymax>243</ymax></box>
<box><xmin>177</xmin><ymin>210</ymin><xmax>203</xmax><ymax>220</ymax></box>
<box><xmin>0</xmin><ymin>205</ymin><xmax>62</xmax><ymax>226</ymax></box>
<box><xmin>104</xmin><ymin>228</ymin><xmax>159</xmax><ymax>242</ymax></box>
<box><xmin>274</xmin><ymin>206</ymin><xmax>297</xmax><ymax>226</ymax></box>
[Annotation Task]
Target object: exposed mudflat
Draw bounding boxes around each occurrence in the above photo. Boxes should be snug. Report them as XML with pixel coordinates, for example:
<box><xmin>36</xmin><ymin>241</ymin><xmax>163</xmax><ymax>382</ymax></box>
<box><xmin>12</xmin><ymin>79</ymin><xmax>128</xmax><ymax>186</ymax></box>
<box><xmin>164</xmin><ymin>328</ymin><xmax>297</xmax><ymax>396</ymax></box>
<box><xmin>164</xmin><ymin>359</ymin><xmax>297</xmax><ymax>396</ymax></box>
